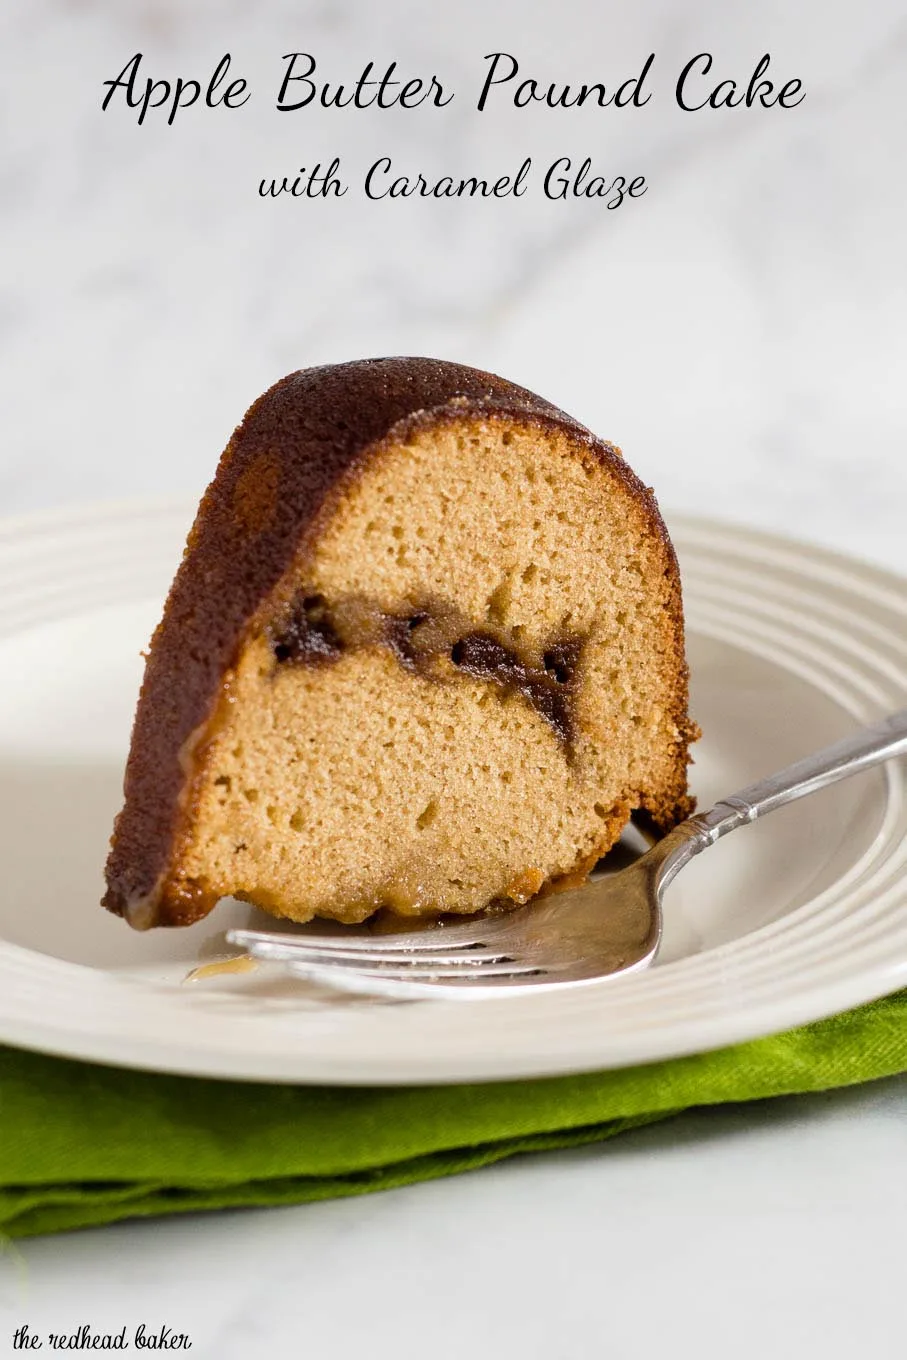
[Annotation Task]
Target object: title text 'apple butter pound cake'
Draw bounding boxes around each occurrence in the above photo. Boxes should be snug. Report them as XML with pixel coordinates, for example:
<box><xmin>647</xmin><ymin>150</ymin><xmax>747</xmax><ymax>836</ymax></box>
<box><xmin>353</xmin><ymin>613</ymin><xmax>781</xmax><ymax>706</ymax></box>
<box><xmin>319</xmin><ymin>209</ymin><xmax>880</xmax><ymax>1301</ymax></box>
<box><xmin>103</xmin><ymin>358</ymin><xmax>697</xmax><ymax>929</ymax></box>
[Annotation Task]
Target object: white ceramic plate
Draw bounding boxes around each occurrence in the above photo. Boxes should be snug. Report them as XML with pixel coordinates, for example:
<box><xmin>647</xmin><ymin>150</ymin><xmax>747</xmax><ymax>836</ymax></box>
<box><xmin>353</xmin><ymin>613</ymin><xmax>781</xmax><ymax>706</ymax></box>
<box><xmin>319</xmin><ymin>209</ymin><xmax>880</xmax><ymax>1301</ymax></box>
<box><xmin>1</xmin><ymin>503</ymin><xmax>906</xmax><ymax>1085</ymax></box>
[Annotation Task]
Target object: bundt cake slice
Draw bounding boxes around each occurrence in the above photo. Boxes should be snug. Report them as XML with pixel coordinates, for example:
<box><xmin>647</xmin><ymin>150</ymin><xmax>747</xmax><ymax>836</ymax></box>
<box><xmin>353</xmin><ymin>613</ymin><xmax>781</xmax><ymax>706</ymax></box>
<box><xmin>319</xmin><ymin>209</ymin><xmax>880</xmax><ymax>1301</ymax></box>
<box><xmin>103</xmin><ymin>358</ymin><xmax>697</xmax><ymax>929</ymax></box>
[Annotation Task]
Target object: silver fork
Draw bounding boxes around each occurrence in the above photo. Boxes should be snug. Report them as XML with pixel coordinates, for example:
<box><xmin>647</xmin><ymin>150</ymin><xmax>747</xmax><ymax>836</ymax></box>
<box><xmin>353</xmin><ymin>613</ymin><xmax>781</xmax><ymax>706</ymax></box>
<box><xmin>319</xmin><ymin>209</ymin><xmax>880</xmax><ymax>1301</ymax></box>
<box><xmin>227</xmin><ymin>709</ymin><xmax>907</xmax><ymax>1000</ymax></box>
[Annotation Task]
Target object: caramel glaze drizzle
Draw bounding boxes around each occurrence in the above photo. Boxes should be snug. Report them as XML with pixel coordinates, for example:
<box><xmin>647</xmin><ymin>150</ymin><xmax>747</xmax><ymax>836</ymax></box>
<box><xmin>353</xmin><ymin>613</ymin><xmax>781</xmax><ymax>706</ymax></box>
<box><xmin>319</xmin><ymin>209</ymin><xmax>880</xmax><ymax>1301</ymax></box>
<box><xmin>269</xmin><ymin>592</ymin><xmax>585</xmax><ymax>749</ymax></box>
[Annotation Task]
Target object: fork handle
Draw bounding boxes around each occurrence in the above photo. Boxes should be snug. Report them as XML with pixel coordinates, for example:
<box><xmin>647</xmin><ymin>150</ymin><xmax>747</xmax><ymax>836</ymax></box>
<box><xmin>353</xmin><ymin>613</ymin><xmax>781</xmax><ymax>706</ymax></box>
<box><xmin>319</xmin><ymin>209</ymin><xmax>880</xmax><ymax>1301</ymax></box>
<box><xmin>688</xmin><ymin>707</ymin><xmax>907</xmax><ymax>846</ymax></box>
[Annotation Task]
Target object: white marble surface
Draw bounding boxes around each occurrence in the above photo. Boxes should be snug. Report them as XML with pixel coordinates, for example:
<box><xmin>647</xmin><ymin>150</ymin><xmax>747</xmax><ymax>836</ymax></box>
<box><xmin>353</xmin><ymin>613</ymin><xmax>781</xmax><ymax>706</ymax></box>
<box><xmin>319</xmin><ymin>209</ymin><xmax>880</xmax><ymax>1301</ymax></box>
<box><xmin>2</xmin><ymin>0</ymin><xmax>907</xmax><ymax>1355</ymax></box>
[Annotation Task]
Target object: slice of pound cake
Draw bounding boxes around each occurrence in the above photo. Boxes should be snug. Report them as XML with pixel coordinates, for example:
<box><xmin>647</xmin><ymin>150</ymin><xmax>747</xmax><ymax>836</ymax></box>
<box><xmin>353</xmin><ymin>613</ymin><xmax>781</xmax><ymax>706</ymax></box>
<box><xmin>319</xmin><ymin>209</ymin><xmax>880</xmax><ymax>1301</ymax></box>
<box><xmin>103</xmin><ymin>358</ymin><xmax>698</xmax><ymax>929</ymax></box>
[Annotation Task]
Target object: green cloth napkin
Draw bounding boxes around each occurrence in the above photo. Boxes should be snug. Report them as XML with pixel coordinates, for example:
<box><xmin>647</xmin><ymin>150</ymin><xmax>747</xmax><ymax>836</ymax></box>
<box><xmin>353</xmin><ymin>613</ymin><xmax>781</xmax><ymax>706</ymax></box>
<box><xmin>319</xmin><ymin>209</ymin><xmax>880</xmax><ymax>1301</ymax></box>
<box><xmin>2</xmin><ymin>990</ymin><xmax>906</xmax><ymax>1239</ymax></box>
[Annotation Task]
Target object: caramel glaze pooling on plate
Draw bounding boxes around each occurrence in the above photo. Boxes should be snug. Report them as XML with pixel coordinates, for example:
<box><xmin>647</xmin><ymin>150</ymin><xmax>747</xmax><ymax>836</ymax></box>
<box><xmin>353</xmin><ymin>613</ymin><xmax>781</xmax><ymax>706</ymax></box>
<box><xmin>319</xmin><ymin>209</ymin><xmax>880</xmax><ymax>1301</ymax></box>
<box><xmin>184</xmin><ymin>954</ymin><xmax>259</xmax><ymax>982</ymax></box>
<box><xmin>269</xmin><ymin>591</ymin><xmax>586</xmax><ymax>749</ymax></box>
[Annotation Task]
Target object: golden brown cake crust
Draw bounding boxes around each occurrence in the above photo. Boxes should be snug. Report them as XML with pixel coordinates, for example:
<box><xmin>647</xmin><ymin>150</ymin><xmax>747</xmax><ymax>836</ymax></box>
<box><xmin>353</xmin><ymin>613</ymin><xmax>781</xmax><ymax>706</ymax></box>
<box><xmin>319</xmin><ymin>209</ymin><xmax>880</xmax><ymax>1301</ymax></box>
<box><xmin>103</xmin><ymin>357</ymin><xmax>689</xmax><ymax>927</ymax></box>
